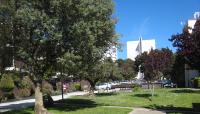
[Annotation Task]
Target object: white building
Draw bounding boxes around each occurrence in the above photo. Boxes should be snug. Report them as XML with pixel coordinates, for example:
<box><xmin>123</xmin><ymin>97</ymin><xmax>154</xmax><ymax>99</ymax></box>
<box><xmin>188</xmin><ymin>12</ymin><xmax>200</xmax><ymax>33</ymax></box>
<box><xmin>105</xmin><ymin>46</ymin><xmax>117</xmax><ymax>61</ymax></box>
<box><xmin>127</xmin><ymin>38</ymin><xmax>156</xmax><ymax>60</ymax></box>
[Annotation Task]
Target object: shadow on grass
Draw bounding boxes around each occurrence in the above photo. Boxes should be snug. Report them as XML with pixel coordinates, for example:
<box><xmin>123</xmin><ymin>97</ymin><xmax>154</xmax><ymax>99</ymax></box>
<box><xmin>146</xmin><ymin>104</ymin><xmax>200</xmax><ymax>114</ymax></box>
<box><xmin>0</xmin><ymin>108</ymin><xmax>33</xmax><ymax>114</ymax></box>
<box><xmin>49</xmin><ymin>99</ymin><xmax>98</xmax><ymax>112</ymax></box>
<box><xmin>170</xmin><ymin>89</ymin><xmax>200</xmax><ymax>94</ymax></box>
<box><xmin>95</xmin><ymin>92</ymin><xmax>117</xmax><ymax>97</ymax></box>
<box><xmin>133</xmin><ymin>93</ymin><xmax>158</xmax><ymax>98</ymax></box>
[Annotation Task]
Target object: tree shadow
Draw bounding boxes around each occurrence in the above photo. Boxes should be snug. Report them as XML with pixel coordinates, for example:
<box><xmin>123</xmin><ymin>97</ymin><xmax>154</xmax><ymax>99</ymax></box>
<box><xmin>170</xmin><ymin>89</ymin><xmax>200</xmax><ymax>94</ymax></box>
<box><xmin>95</xmin><ymin>92</ymin><xmax>117</xmax><ymax>97</ymax></box>
<box><xmin>0</xmin><ymin>108</ymin><xmax>33</xmax><ymax>114</ymax></box>
<box><xmin>0</xmin><ymin>102</ymin><xmax>34</xmax><ymax>114</ymax></box>
<box><xmin>146</xmin><ymin>104</ymin><xmax>200</xmax><ymax>114</ymax></box>
<box><xmin>133</xmin><ymin>93</ymin><xmax>158</xmax><ymax>98</ymax></box>
<box><xmin>49</xmin><ymin>99</ymin><xmax>98</xmax><ymax>112</ymax></box>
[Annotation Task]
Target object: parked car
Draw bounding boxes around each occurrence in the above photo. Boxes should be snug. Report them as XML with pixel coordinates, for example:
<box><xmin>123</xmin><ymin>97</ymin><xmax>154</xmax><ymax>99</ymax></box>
<box><xmin>95</xmin><ymin>83</ymin><xmax>111</xmax><ymax>90</ymax></box>
<box><xmin>162</xmin><ymin>80</ymin><xmax>177</xmax><ymax>88</ymax></box>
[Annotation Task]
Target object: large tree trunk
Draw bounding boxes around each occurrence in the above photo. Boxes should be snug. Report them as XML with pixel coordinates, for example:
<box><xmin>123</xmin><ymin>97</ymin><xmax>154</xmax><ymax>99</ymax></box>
<box><xmin>34</xmin><ymin>84</ymin><xmax>49</xmax><ymax>114</ymax></box>
<box><xmin>86</xmin><ymin>79</ymin><xmax>95</xmax><ymax>95</ymax></box>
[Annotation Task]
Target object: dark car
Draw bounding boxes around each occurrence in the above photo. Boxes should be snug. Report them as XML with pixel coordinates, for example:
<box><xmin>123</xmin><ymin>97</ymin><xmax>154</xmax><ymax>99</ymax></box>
<box><xmin>162</xmin><ymin>80</ymin><xmax>177</xmax><ymax>88</ymax></box>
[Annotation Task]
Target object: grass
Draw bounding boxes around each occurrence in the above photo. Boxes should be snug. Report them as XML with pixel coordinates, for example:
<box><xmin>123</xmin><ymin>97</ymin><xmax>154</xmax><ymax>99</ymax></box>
<box><xmin>1</xmin><ymin>88</ymin><xmax>200</xmax><ymax>114</ymax></box>
<box><xmin>1</xmin><ymin>106</ymin><xmax>131</xmax><ymax>114</ymax></box>
<box><xmin>72</xmin><ymin>88</ymin><xmax>200</xmax><ymax>110</ymax></box>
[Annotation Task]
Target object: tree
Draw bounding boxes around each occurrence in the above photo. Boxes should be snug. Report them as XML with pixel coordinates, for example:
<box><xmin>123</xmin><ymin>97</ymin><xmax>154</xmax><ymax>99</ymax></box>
<box><xmin>148</xmin><ymin>48</ymin><xmax>173</xmax><ymax>80</ymax></box>
<box><xmin>57</xmin><ymin>0</ymin><xmax>117</xmax><ymax>92</ymax></box>
<box><xmin>135</xmin><ymin>48</ymin><xmax>174</xmax><ymax>82</ymax></box>
<box><xmin>57</xmin><ymin>52</ymin><xmax>82</xmax><ymax>100</ymax></box>
<box><xmin>169</xmin><ymin>19</ymin><xmax>200</xmax><ymax>70</ymax></box>
<box><xmin>87</xmin><ymin>58</ymin><xmax>121</xmax><ymax>89</ymax></box>
<box><xmin>116</xmin><ymin>59</ymin><xmax>136</xmax><ymax>80</ymax></box>
<box><xmin>135</xmin><ymin>48</ymin><xmax>174</xmax><ymax>98</ymax></box>
<box><xmin>135</xmin><ymin>52</ymin><xmax>148</xmax><ymax>75</ymax></box>
<box><xmin>11</xmin><ymin>1</ymin><xmax>59</xmax><ymax>113</ymax></box>
<box><xmin>0</xmin><ymin>3</ymin><xmax>14</xmax><ymax>73</ymax></box>
<box><xmin>171</xmin><ymin>54</ymin><xmax>185</xmax><ymax>87</ymax></box>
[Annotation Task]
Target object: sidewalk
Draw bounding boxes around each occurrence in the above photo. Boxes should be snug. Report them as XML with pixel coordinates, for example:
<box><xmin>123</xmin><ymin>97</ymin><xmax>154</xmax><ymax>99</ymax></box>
<box><xmin>129</xmin><ymin>108</ymin><xmax>166</xmax><ymax>114</ymax></box>
<box><xmin>0</xmin><ymin>91</ymin><xmax>87</xmax><ymax>112</ymax></box>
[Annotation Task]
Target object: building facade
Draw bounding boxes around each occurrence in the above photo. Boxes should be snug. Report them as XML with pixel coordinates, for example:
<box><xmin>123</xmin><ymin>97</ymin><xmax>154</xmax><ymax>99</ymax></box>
<box><xmin>127</xmin><ymin>38</ymin><xmax>156</xmax><ymax>60</ymax></box>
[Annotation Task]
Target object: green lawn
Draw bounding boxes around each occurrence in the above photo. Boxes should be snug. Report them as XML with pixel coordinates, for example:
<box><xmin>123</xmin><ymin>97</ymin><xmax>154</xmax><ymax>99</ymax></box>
<box><xmin>1</xmin><ymin>88</ymin><xmax>200</xmax><ymax>114</ymax></box>
<box><xmin>1</xmin><ymin>107</ymin><xmax>131</xmax><ymax>114</ymax></box>
<box><xmin>72</xmin><ymin>88</ymin><xmax>200</xmax><ymax>109</ymax></box>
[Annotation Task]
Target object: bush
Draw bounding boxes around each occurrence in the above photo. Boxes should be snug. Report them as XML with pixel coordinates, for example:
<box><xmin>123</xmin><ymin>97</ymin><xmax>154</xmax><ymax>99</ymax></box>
<box><xmin>42</xmin><ymin>81</ymin><xmax>53</xmax><ymax>95</ymax></box>
<box><xmin>7</xmin><ymin>72</ymin><xmax>21</xmax><ymax>83</ymax></box>
<box><xmin>194</xmin><ymin>77</ymin><xmax>200</xmax><ymax>88</ymax></box>
<box><xmin>19</xmin><ymin>76</ymin><xmax>35</xmax><ymax>94</ymax></box>
<box><xmin>0</xmin><ymin>74</ymin><xmax>15</xmax><ymax>92</ymax></box>
<box><xmin>74</xmin><ymin>83</ymin><xmax>81</xmax><ymax>91</ymax></box>
<box><xmin>13</xmin><ymin>87</ymin><xmax>31</xmax><ymax>98</ymax></box>
<box><xmin>0</xmin><ymin>90</ymin><xmax>4</xmax><ymax>102</ymax></box>
<box><xmin>132</xmin><ymin>84</ymin><xmax>142</xmax><ymax>92</ymax></box>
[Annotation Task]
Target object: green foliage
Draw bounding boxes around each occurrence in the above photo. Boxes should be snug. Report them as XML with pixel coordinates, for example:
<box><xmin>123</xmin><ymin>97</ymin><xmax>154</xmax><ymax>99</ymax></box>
<box><xmin>1</xmin><ymin>0</ymin><xmax>117</xmax><ymax>94</ymax></box>
<box><xmin>56</xmin><ymin>0</ymin><xmax>117</xmax><ymax>89</ymax></box>
<box><xmin>4</xmin><ymin>92</ymin><xmax>14</xmax><ymax>99</ymax></box>
<box><xmin>132</xmin><ymin>84</ymin><xmax>142</xmax><ymax>92</ymax></box>
<box><xmin>7</xmin><ymin>72</ymin><xmax>21</xmax><ymax>83</ymax></box>
<box><xmin>170</xmin><ymin>19</ymin><xmax>200</xmax><ymax>70</ymax></box>
<box><xmin>42</xmin><ymin>81</ymin><xmax>53</xmax><ymax>95</ymax></box>
<box><xmin>171</xmin><ymin>54</ymin><xmax>185</xmax><ymax>87</ymax></box>
<box><xmin>13</xmin><ymin>0</ymin><xmax>60</xmax><ymax>80</ymax></box>
<box><xmin>74</xmin><ymin>83</ymin><xmax>81</xmax><ymax>91</ymax></box>
<box><xmin>0</xmin><ymin>4</ymin><xmax>13</xmax><ymax>72</ymax></box>
<box><xmin>0</xmin><ymin>74</ymin><xmax>15</xmax><ymax>91</ymax></box>
<box><xmin>116</xmin><ymin>59</ymin><xmax>137</xmax><ymax>80</ymax></box>
<box><xmin>19</xmin><ymin>76</ymin><xmax>34</xmax><ymax>89</ymax></box>
<box><xmin>193</xmin><ymin>77</ymin><xmax>200</xmax><ymax>88</ymax></box>
<box><xmin>135</xmin><ymin>48</ymin><xmax>174</xmax><ymax>81</ymax></box>
<box><xmin>58</xmin><ymin>52</ymin><xmax>82</xmax><ymax>79</ymax></box>
<box><xmin>0</xmin><ymin>90</ymin><xmax>3</xmax><ymax>102</ymax></box>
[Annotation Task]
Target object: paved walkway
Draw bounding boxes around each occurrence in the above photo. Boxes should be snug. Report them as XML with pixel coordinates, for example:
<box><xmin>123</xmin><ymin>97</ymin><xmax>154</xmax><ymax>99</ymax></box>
<box><xmin>0</xmin><ymin>91</ymin><xmax>87</xmax><ymax>112</ymax></box>
<box><xmin>129</xmin><ymin>108</ymin><xmax>166</xmax><ymax>114</ymax></box>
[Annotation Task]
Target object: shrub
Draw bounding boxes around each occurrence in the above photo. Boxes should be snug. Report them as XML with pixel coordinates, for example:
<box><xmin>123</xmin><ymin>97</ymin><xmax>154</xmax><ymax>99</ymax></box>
<box><xmin>0</xmin><ymin>74</ymin><xmax>15</xmax><ymax>92</ymax></box>
<box><xmin>13</xmin><ymin>87</ymin><xmax>31</xmax><ymax>98</ymax></box>
<box><xmin>20</xmin><ymin>76</ymin><xmax>35</xmax><ymax>93</ymax></box>
<box><xmin>74</xmin><ymin>83</ymin><xmax>81</xmax><ymax>91</ymax></box>
<box><xmin>194</xmin><ymin>77</ymin><xmax>200</xmax><ymax>88</ymax></box>
<box><xmin>132</xmin><ymin>84</ymin><xmax>142</xmax><ymax>92</ymax></box>
<box><xmin>8</xmin><ymin>72</ymin><xmax>20</xmax><ymax>83</ymax></box>
<box><xmin>42</xmin><ymin>81</ymin><xmax>53</xmax><ymax>95</ymax></box>
<box><xmin>0</xmin><ymin>90</ymin><xmax>4</xmax><ymax>102</ymax></box>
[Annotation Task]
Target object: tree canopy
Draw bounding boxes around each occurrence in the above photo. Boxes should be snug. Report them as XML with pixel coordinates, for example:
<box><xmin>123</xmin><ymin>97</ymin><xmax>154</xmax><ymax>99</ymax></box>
<box><xmin>170</xmin><ymin>19</ymin><xmax>200</xmax><ymax>70</ymax></box>
<box><xmin>135</xmin><ymin>48</ymin><xmax>174</xmax><ymax>81</ymax></box>
<box><xmin>116</xmin><ymin>59</ymin><xmax>136</xmax><ymax>80</ymax></box>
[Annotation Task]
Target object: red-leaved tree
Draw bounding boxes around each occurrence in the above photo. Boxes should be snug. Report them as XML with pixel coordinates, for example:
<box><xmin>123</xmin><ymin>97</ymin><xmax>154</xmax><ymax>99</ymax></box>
<box><xmin>169</xmin><ymin>19</ymin><xmax>200</xmax><ymax>70</ymax></box>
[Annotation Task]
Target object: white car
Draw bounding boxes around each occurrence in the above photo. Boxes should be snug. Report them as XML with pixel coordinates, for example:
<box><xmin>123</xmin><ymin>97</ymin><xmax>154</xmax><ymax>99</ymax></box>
<box><xmin>95</xmin><ymin>83</ymin><xmax>111</xmax><ymax>90</ymax></box>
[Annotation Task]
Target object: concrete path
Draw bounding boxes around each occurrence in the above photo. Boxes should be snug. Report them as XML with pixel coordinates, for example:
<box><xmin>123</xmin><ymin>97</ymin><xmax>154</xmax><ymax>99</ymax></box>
<box><xmin>129</xmin><ymin>108</ymin><xmax>166</xmax><ymax>114</ymax></box>
<box><xmin>0</xmin><ymin>91</ymin><xmax>87</xmax><ymax>112</ymax></box>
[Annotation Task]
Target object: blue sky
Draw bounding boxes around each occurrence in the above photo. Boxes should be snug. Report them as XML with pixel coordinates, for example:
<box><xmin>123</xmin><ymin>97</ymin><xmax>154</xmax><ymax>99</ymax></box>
<box><xmin>114</xmin><ymin>0</ymin><xmax>200</xmax><ymax>59</ymax></box>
